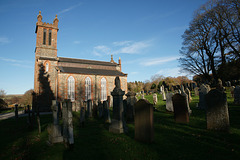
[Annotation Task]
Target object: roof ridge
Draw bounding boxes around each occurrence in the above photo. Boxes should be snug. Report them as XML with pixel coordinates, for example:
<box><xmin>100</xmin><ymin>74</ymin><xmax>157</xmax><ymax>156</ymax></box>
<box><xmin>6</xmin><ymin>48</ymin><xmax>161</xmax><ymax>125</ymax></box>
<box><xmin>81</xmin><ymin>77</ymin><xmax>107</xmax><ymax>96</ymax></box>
<box><xmin>58</xmin><ymin>56</ymin><xmax>118</xmax><ymax>64</ymax></box>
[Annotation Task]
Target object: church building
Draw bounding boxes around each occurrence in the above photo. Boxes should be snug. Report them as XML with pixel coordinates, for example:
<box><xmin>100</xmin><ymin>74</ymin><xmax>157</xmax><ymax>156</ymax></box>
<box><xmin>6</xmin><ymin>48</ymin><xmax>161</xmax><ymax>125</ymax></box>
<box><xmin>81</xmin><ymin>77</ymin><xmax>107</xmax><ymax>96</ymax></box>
<box><xmin>34</xmin><ymin>11</ymin><xmax>127</xmax><ymax>111</ymax></box>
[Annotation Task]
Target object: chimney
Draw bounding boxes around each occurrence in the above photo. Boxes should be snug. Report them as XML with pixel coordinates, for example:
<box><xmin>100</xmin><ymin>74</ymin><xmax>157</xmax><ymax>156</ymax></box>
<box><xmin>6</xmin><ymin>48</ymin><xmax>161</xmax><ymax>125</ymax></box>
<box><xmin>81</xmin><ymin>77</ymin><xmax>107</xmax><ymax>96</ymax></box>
<box><xmin>118</xmin><ymin>57</ymin><xmax>121</xmax><ymax>71</ymax></box>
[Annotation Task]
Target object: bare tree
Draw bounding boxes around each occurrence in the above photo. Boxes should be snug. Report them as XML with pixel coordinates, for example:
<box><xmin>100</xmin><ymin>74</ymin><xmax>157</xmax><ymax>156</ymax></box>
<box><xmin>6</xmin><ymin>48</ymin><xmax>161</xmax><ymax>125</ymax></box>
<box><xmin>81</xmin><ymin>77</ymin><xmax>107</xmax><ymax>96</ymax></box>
<box><xmin>0</xmin><ymin>89</ymin><xmax>6</xmax><ymax>99</ymax></box>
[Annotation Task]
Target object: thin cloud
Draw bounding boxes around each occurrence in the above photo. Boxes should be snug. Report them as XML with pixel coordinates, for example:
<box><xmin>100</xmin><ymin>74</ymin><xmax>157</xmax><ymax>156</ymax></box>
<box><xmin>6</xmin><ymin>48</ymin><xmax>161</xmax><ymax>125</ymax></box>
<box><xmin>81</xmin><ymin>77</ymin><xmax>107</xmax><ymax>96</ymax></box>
<box><xmin>114</xmin><ymin>41</ymin><xmax>151</xmax><ymax>54</ymax></box>
<box><xmin>93</xmin><ymin>45</ymin><xmax>111</xmax><ymax>56</ymax></box>
<box><xmin>156</xmin><ymin>67</ymin><xmax>182</xmax><ymax>77</ymax></box>
<box><xmin>57</xmin><ymin>3</ymin><xmax>82</xmax><ymax>15</ymax></box>
<box><xmin>0</xmin><ymin>37</ymin><xmax>10</xmax><ymax>45</ymax></box>
<box><xmin>0</xmin><ymin>57</ymin><xmax>33</xmax><ymax>68</ymax></box>
<box><xmin>130</xmin><ymin>72</ymin><xmax>139</xmax><ymax>75</ymax></box>
<box><xmin>93</xmin><ymin>40</ymin><xmax>152</xmax><ymax>56</ymax></box>
<box><xmin>141</xmin><ymin>56</ymin><xmax>180</xmax><ymax>66</ymax></box>
<box><xmin>0</xmin><ymin>57</ymin><xmax>31</xmax><ymax>63</ymax></box>
<box><xmin>73</xmin><ymin>41</ymin><xmax>81</xmax><ymax>44</ymax></box>
<box><xmin>112</xmin><ymin>41</ymin><xmax>132</xmax><ymax>46</ymax></box>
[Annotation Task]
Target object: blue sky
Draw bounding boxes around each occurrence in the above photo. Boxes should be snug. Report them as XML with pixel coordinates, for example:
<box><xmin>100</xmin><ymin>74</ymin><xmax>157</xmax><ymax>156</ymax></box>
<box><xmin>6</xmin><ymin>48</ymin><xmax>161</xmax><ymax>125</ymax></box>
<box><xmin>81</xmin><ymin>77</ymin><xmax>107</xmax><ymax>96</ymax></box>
<box><xmin>0</xmin><ymin>0</ymin><xmax>208</xmax><ymax>94</ymax></box>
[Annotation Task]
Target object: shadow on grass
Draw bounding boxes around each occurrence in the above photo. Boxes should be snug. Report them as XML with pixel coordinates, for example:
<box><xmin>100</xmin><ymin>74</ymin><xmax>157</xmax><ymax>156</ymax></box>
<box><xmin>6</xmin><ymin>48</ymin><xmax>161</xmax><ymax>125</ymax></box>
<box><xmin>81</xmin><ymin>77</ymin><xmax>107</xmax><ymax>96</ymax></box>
<box><xmin>0</xmin><ymin>92</ymin><xmax>240</xmax><ymax>160</ymax></box>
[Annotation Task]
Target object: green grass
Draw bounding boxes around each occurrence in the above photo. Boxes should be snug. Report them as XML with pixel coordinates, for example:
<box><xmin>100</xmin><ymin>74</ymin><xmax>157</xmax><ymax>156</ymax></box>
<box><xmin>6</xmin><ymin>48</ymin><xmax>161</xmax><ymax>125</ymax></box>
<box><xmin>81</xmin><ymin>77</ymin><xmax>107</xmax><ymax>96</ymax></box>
<box><xmin>0</xmin><ymin>90</ymin><xmax>239</xmax><ymax>160</ymax></box>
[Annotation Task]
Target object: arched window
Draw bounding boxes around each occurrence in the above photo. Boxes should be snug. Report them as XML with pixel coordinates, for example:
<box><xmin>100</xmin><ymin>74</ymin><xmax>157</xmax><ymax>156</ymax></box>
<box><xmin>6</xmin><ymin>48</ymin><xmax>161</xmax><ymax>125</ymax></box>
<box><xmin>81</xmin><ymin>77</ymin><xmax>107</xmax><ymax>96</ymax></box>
<box><xmin>85</xmin><ymin>77</ymin><xmax>91</xmax><ymax>100</ymax></box>
<box><xmin>68</xmin><ymin>76</ymin><xmax>75</xmax><ymax>101</ymax></box>
<box><xmin>43</xmin><ymin>29</ymin><xmax>47</xmax><ymax>45</ymax></box>
<box><xmin>48</xmin><ymin>30</ymin><xmax>52</xmax><ymax>45</ymax></box>
<box><xmin>45</xmin><ymin>63</ymin><xmax>49</xmax><ymax>72</ymax></box>
<box><xmin>101</xmin><ymin>77</ymin><xmax>107</xmax><ymax>101</ymax></box>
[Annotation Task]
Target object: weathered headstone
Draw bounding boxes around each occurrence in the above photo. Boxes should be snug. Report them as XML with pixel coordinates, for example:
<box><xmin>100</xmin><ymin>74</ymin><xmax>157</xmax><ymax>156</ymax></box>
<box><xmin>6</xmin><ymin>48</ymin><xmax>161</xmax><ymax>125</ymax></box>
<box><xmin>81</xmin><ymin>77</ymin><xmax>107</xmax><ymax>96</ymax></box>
<box><xmin>62</xmin><ymin>100</ymin><xmax>74</xmax><ymax>146</ymax></box>
<box><xmin>98</xmin><ymin>101</ymin><xmax>103</xmax><ymax>118</ymax></box>
<box><xmin>172</xmin><ymin>93</ymin><xmax>189</xmax><ymax>123</ymax></box>
<box><xmin>194</xmin><ymin>87</ymin><xmax>199</xmax><ymax>96</ymax></box>
<box><xmin>162</xmin><ymin>90</ymin><xmax>166</xmax><ymax>101</ymax></box>
<box><xmin>15</xmin><ymin>104</ymin><xmax>18</xmax><ymax>119</ymax></box>
<box><xmin>153</xmin><ymin>93</ymin><xmax>158</xmax><ymax>105</ymax></box>
<box><xmin>134</xmin><ymin>99</ymin><xmax>154</xmax><ymax>143</ymax></box>
<box><xmin>206</xmin><ymin>89</ymin><xmax>230</xmax><ymax>131</ymax></box>
<box><xmin>230</xmin><ymin>86</ymin><xmax>235</xmax><ymax>98</ymax></box>
<box><xmin>80</xmin><ymin>107</ymin><xmax>85</xmax><ymax>127</ymax></box>
<box><xmin>216</xmin><ymin>79</ymin><xmax>224</xmax><ymax>92</ymax></box>
<box><xmin>103</xmin><ymin>100</ymin><xmax>111</xmax><ymax>123</ymax></box>
<box><xmin>109</xmin><ymin>76</ymin><xmax>125</xmax><ymax>133</ymax></box>
<box><xmin>47</xmin><ymin>100</ymin><xmax>63</xmax><ymax>144</ymax></box>
<box><xmin>198</xmin><ymin>84</ymin><xmax>210</xmax><ymax>110</ymax></box>
<box><xmin>181</xmin><ymin>90</ymin><xmax>192</xmax><ymax>114</ymax></box>
<box><xmin>234</xmin><ymin>86</ymin><xmax>240</xmax><ymax>105</ymax></box>
<box><xmin>126</xmin><ymin>91</ymin><xmax>136</xmax><ymax>123</ymax></box>
<box><xmin>141</xmin><ymin>92</ymin><xmax>145</xmax><ymax>99</ymax></box>
<box><xmin>166</xmin><ymin>93</ymin><xmax>174</xmax><ymax>112</ymax></box>
<box><xmin>185</xmin><ymin>88</ymin><xmax>192</xmax><ymax>103</ymax></box>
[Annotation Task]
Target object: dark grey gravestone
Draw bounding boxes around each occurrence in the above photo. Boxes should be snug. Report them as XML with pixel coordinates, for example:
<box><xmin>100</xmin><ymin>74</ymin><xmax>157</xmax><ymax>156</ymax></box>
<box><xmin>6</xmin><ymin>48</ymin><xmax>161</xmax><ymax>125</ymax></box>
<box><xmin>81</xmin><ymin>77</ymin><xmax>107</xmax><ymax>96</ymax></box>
<box><xmin>103</xmin><ymin>100</ymin><xmax>111</xmax><ymax>123</ymax></box>
<box><xmin>234</xmin><ymin>86</ymin><xmax>240</xmax><ymax>105</ymax></box>
<box><xmin>87</xmin><ymin>100</ymin><xmax>93</xmax><ymax>118</ymax></box>
<box><xmin>206</xmin><ymin>89</ymin><xmax>230</xmax><ymax>132</ymax></box>
<box><xmin>62</xmin><ymin>100</ymin><xmax>74</xmax><ymax>146</ymax></box>
<box><xmin>166</xmin><ymin>92</ymin><xmax>174</xmax><ymax>112</ymax></box>
<box><xmin>134</xmin><ymin>99</ymin><xmax>154</xmax><ymax>143</ymax></box>
<box><xmin>80</xmin><ymin>107</ymin><xmax>85</xmax><ymax>127</ymax></box>
<box><xmin>109</xmin><ymin>76</ymin><xmax>125</xmax><ymax>134</ymax></box>
<box><xmin>15</xmin><ymin>104</ymin><xmax>18</xmax><ymax>119</ymax></box>
<box><xmin>126</xmin><ymin>91</ymin><xmax>136</xmax><ymax>123</ymax></box>
<box><xmin>198</xmin><ymin>84</ymin><xmax>210</xmax><ymax>110</ymax></box>
<box><xmin>47</xmin><ymin>100</ymin><xmax>63</xmax><ymax>144</ymax></box>
<box><xmin>98</xmin><ymin>101</ymin><xmax>103</xmax><ymax>118</ymax></box>
<box><xmin>172</xmin><ymin>93</ymin><xmax>189</xmax><ymax>123</ymax></box>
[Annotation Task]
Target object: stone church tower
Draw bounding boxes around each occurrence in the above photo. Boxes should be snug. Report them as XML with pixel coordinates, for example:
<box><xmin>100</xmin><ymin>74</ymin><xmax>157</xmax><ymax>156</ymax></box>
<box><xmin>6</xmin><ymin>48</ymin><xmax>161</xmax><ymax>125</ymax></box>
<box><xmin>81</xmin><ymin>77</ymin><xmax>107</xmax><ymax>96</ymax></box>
<box><xmin>34</xmin><ymin>11</ymin><xmax>59</xmax><ymax>111</ymax></box>
<box><xmin>34</xmin><ymin>11</ymin><xmax>127</xmax><ymax>111</ymax></box>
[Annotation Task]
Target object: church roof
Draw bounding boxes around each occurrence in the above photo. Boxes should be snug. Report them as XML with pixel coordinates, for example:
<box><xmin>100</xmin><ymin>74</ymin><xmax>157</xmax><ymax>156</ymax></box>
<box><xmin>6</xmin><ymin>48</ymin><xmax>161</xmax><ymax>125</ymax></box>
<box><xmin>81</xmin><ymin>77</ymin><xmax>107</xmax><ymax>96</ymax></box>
<box><xmin>58</xmin><ymin>57</ymin><xmax>118</xmax><ymax>66</ymax></box>
<box><xmin>58</xmin><ymin>66</ymin><xmax>127</xmax><ymax>76</ymax></box>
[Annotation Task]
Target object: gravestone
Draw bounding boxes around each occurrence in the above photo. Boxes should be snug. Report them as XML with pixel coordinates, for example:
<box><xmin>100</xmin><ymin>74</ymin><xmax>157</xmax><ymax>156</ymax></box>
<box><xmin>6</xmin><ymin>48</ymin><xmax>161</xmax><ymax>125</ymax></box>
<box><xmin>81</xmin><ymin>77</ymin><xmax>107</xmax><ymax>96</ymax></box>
<box><xmin>194</xmin><ymin>87</ymin><xmax>199</xmax><ymax>96</ymax></box>
<box><xmin>185</xmin><ymin>88</ymin><xmax>192</xmax><ymax>103</ymax></box>
<box><xmin>27</xmin><ymin>105</ymin><xmax>31</xmax><ymax>124</ymax></box>
<box><xmin>162</xmin><ymin>90</ymin><xmax>166</xmax><ymax>101</ymax></box>
<box><xmin>87</xmin><ymin>100</ymin><xmax>93</xmax><ymax>118</ymax></box>
<box><xmin>62</xmin><ymin>100</ymin><xmax>74</xmax><ymax>146</ymax></box>
<box><xmin>198</xmin><ymin>84</ymin><xmax>210</xmax><ymax>110</ymax></box>
<box><xmin>98</xmin><ymin>101</ymin><xmax>103</xmax><ymax>118</ymax></box>
<box><xmin>230</xmin><ymin>86</ymin><xmax>235</xmax><ymax>98</ymax></box>
<box><xmin>234</xmin><ymin>86</ymin><xmax>240</xmax><ymax>105</ymax></box>
<box><xmin>80</xmin><ymin>107</ymin><xmax>85</xmax><ymax>127</ymax></box>
<box><xmin>216</xmin><ymin>79</ymin><xmax>224</xmax><ymax>92</ymax></box>
<box><xmin>92</xmin><ymin>102</ymin><xmax>98</xmax><ymax>118</ymax></box>
<box><xmin>134</xmin><ymin>99</ymin><xmax>154</xmax><ymax>143</ymax></box>
<box><xmin>107</xmin><ymin>96</ymin><xmax>111</xmax><ymax>108</ymax></box>
<box><xmin>153</xmin><ymin>93</ymin><xmax>158</xmax><ymax>105</ymax></box>
<box><xmin>75</xmin><ymin>101</ymin><xmax>80</xmax><ymax>112</ymax></box>
<box><xmin>47</xmin><ymin>100</ymin><xmax>63</xmax><ymax>143</ymax></box>
<box><xmin>172</xmin><ymin>93</ymin><xmax>189</xmax><ymax>123</ymax></box>
<box><xmin>109</xmin><ymin>76</ymin><xmax>125</xmax><ymax>134</ymax></box>
<box><xmin>141</xmin><ymin>93</ymin><xmax>145</xmax><ymax>99</ymax></box>
<box><xmin>206</xmin><ymin>89</ymin><xmax>230</xmax><ymax>131</ymax></box>
<box><xmin>166</xmin><ymin>92</ymin><xmax>174</xmax><ymax>112</ymax></box>
<box><xmin>103</xmin><ymin>100</ymin><xmax>111</xmax><ymax>123</ymax></box>
<box><xmin>126</xmin><ymin>91</ymin><xmax>136</xmax><ymax>123</ymax></box>
<box><xmin>15</xmin><ymin>104</ymin><xmax>18</xmax><ymax>119</ymax></box>
<box><xmin>181</xmin><ymin>90</ymin><xmax>192</xmax><ymax>114</ymax></box>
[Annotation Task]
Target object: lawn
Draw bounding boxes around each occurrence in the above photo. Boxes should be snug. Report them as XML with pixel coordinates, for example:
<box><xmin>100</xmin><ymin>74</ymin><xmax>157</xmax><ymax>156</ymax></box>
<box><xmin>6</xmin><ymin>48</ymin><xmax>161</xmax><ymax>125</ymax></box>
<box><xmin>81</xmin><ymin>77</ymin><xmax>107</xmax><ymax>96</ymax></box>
<box><xmin>0</xmin><ymin>89</ymin><xmax>239</xmax><ymax>160</ymax></box>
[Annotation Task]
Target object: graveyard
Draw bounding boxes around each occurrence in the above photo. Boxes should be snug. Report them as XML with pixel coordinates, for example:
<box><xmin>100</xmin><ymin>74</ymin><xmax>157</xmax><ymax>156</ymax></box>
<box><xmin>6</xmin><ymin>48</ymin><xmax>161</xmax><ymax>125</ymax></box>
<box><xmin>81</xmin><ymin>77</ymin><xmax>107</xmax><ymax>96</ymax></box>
<box><xmin>0</xmin><ymin>87</ymin><xmax>239</xmax><ymax>160</ymax></box>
